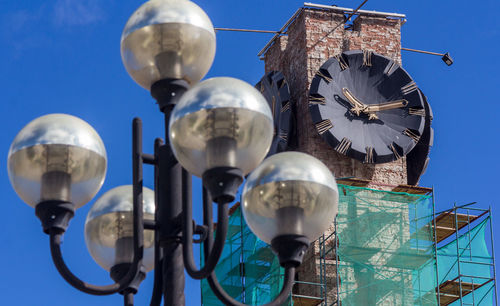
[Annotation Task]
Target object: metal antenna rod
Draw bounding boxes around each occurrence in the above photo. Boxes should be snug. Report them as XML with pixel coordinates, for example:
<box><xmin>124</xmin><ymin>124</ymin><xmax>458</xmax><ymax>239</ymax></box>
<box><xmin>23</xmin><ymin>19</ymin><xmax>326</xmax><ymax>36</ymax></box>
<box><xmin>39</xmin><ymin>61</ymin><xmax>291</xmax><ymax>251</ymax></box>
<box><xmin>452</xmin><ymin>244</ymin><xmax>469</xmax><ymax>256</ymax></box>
<box><xmin>214</xmin><ymin>26</ymin><xmax>453</xmax><ymax>67</ymax></box>
<box><xmin>215</xmin><ymin>27</ymin><xmax>280</xmax><ymax>34</ymax></box>
<box><xmin>401</xmin><ymin>47</ymin><xmax>445</xmax><ymax>56</ymax></box>
<box><xmin>217</xmin><ymin>0</ymin><xmax>368</xmax><ymax>37</ymax></box>
<box><xmin>401</xmin><ymin>47</ymin><xmax>454</xmax><ymax>65</ymax></box>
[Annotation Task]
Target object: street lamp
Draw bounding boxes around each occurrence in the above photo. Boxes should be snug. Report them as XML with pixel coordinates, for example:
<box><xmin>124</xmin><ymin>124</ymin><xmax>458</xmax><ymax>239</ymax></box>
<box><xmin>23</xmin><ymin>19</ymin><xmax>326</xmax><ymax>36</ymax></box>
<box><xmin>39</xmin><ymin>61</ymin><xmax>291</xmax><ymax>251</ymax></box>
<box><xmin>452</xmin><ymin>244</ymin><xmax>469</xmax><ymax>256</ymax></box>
<box><xmin>84</xmin><ymin>185</ymin><xmax>156</xmax><ymax>278</ymax></box>
<box><xmin>7</xmin><ymin>0</ymin><xmax>339</xmax><ymax>305</ymax></box>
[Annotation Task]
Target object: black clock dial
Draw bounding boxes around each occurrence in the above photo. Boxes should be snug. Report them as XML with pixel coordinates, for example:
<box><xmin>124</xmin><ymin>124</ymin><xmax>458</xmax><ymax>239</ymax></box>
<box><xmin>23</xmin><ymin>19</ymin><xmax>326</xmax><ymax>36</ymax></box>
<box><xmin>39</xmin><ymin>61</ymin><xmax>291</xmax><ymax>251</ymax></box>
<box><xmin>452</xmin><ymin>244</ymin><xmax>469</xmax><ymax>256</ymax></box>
<box><xmin>255</xmin><ymin>71</ymin><xmax>293</xmax><ymax>156</ymax></box>
<box><xmin>407</xmin><ymin>89</ymin><xmax>434</xmax><ymax>185</ymax></box>
<box><xmin>309</xmin><ymin>50</ymin><xmax>426</xmax><ymax>164</ymax></box>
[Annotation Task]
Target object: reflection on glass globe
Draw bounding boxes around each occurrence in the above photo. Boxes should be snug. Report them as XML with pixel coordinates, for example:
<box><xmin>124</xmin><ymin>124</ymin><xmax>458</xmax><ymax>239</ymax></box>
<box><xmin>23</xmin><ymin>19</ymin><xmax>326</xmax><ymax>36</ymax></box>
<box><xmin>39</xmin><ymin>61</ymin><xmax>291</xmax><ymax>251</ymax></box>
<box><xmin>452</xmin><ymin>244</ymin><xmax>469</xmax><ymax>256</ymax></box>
<box><xmin>242</xmin><ymin>152</ymin><xmax>339</xmax><ymax>244</ymax></box>
<box><xmin>7</xmin><ymin>114</ymin><xmax>107</xmax><ymax>208</ymax></box>
<box><xmin>121</xmin><ymin>0</ymin><xmax>216</xmax><ymax>89</ymax></box>
<box><xmin>169</xmin><ymin>77</ymin><xmax>273</xmax><ymax>177</ymax></box>
<box><xmin>84</xmin><ymin>185</ymin><xmax>155</xmax><ymax>272</ymax></box>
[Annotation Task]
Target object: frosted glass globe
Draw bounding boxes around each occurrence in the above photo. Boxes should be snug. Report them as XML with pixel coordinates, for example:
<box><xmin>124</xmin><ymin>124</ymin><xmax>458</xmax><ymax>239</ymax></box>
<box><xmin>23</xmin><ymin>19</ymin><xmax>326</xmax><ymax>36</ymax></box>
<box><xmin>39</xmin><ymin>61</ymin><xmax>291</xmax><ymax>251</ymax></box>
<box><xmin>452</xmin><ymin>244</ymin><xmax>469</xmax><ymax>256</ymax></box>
<box><xmin>169</xmin><ymin>77</ymin><xmax>273</xmax><ymax>177</ymax></box>
<box><xmin>7</xmin><ymin>114</ymin><xmax>107</xmax><ymax>208</ymax></box>
<box><xmin>121</xmin><ymin>0</ymin><xmax>216</xmax><ymax>89</ymax></box>
<box><xmin>242</xmin><ymin>152</ymin><xmax>339</xmax><ymax>244</ymax></box>
<box><xmin>84</xmin><ymin>185</ymin><xmax>155</xmax><ymax>272</ymax></box>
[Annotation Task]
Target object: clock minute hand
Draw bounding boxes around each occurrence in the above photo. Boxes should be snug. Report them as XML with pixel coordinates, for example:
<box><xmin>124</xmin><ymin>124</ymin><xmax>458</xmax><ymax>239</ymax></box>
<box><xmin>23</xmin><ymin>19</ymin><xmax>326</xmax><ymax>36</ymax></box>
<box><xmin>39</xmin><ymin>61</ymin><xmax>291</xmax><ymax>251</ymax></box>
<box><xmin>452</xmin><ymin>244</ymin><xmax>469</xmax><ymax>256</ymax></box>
<box><xmin>363</xmin><ymin>100</ymin><xmax>408</xmax><ymax>120</ymax></box>
<box><xmin>342</xmin><ymin>87</ymin><xmax>367</xmax><ymax>116</ymax></box>
<box><xmin>365</xmin><ymin>99</ymin><xmax>408</xmax><ymax>112</ymax></box>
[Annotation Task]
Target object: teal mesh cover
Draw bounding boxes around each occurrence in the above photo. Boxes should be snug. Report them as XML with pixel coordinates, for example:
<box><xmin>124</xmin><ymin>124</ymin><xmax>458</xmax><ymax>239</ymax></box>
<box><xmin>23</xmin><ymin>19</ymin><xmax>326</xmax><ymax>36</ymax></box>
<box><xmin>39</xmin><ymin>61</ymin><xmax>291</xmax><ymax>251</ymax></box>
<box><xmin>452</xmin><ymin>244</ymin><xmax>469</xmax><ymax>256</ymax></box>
<box><xmin>336</xmin><ymin>185</ymin><xmax>438</xmax><ymax>306</ymax></box>
<box><xmin>437</xmin><ymin>218</ymin><xmax>494</xmax><ymax>305</ymax></box>
<box><xmin>201</xmin><ymin>205</ymin><xmax>286</xmax><ymax>305</ymax></box>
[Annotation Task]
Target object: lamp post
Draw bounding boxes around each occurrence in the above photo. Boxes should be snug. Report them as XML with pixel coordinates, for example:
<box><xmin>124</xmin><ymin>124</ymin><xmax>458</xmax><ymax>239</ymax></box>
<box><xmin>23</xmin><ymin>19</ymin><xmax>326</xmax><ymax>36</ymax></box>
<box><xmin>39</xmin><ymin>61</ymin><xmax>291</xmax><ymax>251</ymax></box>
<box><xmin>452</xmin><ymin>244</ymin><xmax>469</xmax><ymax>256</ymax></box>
<box><xmin>7</xmin><ymin>0</ymin><xmax>339</xmax><ymax>305</ymax></box>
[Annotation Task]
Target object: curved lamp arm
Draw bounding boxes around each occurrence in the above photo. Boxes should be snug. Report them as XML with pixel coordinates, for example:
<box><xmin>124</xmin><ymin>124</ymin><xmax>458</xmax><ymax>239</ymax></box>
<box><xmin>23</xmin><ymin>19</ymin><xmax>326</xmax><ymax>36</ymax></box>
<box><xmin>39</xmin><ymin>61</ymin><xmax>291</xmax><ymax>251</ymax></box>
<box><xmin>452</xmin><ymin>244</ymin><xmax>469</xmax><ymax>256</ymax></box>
<box><xmin>182</xmin><ymin>168</ymin><xmax>229</xmax><ymax>279</ymax></box>
<box><xmin>49</xmin><ymin>230</ymin><xmax>142</xmax><ymax>295</ymax></box>
<box><xmin>207</xmin><ymin>267</ymin><xmax>296</xmax><ymax>306</ymax></box>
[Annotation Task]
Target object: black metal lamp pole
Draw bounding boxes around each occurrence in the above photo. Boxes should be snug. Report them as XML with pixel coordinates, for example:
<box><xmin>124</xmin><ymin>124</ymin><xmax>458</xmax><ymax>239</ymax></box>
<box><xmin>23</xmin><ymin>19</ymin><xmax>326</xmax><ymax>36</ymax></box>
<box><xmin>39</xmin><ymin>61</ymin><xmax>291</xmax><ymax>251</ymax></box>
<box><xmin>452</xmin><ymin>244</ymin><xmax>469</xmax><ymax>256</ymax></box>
<box><xmin>152</xmin><ymin>79</ymin><xmax>189</xmax><ymax>306</ymax></box>
<box><xmin>7</xmin><ymin>1</ymin><xmax>340</xmax><ymax>305</ymax></box>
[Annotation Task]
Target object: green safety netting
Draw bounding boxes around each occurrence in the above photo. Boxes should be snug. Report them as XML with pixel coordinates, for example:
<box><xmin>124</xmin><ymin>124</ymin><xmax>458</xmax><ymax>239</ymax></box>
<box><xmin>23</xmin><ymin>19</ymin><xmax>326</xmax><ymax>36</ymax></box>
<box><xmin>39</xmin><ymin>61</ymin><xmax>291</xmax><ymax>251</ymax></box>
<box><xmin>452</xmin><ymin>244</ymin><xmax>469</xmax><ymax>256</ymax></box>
<box><xmin>437</xmin><ymin>217</ymin><xmax>494</xmax><ymax>305</ymax></box>
<box><xmin>336</xmin><ymin>185</ymin><xmax>438</xmax><ymax>306</ymax></box>
<box><xmin>201</xmin><ymin>184</ymin><xmax>494</xmax><ymax>306</ymax></box>
<box><xmin>201</xmin><ymin>205</ymin><xmax>286</xmax><ymax>305</ymax></box>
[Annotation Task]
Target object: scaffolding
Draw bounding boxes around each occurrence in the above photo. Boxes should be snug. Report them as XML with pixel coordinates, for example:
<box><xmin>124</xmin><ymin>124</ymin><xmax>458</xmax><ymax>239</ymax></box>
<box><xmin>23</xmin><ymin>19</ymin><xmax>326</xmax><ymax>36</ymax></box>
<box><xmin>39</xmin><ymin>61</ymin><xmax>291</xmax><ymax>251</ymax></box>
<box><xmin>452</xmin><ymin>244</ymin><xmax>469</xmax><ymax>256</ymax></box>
<box><xmin>200</xmin><ymin>185</ymin><xmax>497</xmax><ymax>306</ymax></box>
<box><xmin>432</xmin><ymin>203</ymin><xmax>497</xmax><ymax>305</ymax></box>
<box><xmin>332</xmin><ymin>185</ymin><xmax>439</xmax><ymax>305</ymax></box>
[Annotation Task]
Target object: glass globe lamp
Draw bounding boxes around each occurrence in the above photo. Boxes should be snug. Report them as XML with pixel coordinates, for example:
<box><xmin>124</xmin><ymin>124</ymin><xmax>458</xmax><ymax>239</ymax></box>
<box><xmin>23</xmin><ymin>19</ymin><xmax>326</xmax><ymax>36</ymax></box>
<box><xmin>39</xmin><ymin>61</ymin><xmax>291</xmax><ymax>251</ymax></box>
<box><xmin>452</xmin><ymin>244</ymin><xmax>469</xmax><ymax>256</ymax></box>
<box><xmin>7</xmin><ymin>114</ymin><xmax>107</xmax><ymax>208</ymax></box>
<box><xmin>84</xmin><ymin>185</ymin><xmax>155</xmax><ymax>272</ymax></box>
<box><xmin>169</xmin><ymin>77</ymin><xmax>273</xmax><ymax>178</ymax></box>
<box><xmin>121</xmin><ymin>0</ymin><xmax>216</xmax><ymax>89</ymax></box>
<box><xmin>242</xmin><ymin>152</ymin><xmax>339</xmax><ymax>245</ymax></box>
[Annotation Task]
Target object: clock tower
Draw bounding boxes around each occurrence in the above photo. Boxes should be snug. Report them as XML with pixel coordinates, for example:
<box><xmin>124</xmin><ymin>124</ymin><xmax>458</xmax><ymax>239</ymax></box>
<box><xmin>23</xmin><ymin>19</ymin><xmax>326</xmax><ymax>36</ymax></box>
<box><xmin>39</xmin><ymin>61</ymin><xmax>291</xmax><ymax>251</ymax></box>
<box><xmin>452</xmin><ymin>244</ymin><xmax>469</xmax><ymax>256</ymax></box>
<box><xmin>260</xmin><ymin>5</ymin><xmax>423</xmax><ymax>303</ymax></box>
<box><xmin>262</xmin><ymin>6</ymin><xmax>410</xmax><ymax>187</ymax></box>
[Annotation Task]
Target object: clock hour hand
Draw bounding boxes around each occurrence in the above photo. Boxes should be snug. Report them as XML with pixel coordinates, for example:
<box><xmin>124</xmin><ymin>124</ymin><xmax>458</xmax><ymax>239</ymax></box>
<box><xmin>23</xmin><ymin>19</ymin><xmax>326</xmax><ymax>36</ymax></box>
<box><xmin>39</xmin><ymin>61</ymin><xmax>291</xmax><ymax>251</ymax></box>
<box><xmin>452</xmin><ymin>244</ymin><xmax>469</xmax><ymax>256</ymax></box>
<box><xmin>342</xmin><ymin>88</ymin><xmax>367</xmax><ymax>116</ymax></box>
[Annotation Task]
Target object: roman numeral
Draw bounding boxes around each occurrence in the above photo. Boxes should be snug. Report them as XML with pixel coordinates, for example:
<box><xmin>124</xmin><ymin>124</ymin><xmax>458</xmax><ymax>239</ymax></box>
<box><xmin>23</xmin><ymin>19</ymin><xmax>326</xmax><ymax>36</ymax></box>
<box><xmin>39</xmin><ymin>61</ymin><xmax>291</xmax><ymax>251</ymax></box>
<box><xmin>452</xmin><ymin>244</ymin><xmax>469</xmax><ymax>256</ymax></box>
<box><xmin>279</xmin><ymin>132</ymin><xmax>288</xmax><ymax>141</ymax></box>
<box><xmin>335</xmin><ymin>137</ymin><xmax>352</xmax><ymax>155</ymax></box>
<box><xmin>403</xmin><ymin>129</ymin><xmax>420</xmax><ymax>143</ymax></box>
<box><xmin>384</xmin><ymin>61</ymin><xmax>398</xmax><ymax>76</ymax></box>
<box><xmin>278</xmin><ymin>78</ymin><xmax>286</xmax><ymax>89</ymax></box>
<box><xmin>363</xmin><ymin>50</ymin><xmax>373</xmax><ymax>67</ymax></box>
<box><xmin>281</xmin><ymin>101</ymin><xmax>290</xmax><ymax>112</ymax></box>
<box><xmin>401</xmin><ymin>81</ymin><xmax>418</xmax><ymax>95</ymax></box>
<box><xmin>335</xmin><ymin>54</ymin><xmax>349</xmax><ymax>71</ymax></box>
<box><xmin>365</xmin><ymin>147</ymin><xmax>374</xmax><ymax>163</ymax></box>
<box><xmin>315</xmin><ymin>69</ymin><xmax>333</xmax><ymax>83</ymax></box>
<box><xmin>315</xmin><ymin>119</ymin><xmax>333</xmax><ymax>135</ymax></box>
<box><xmin>408</xmin><ymin>108</ymin><xmax>425</xmax><ymax>117</ymax></box>
<box><xmin>309</xmin><ymin>95</ymin><xmax>326</xmax><ymax>106</ymax></box>
<box><xmin>389</xmin><ymin>143</ymin><xmax>402</xmax><ymax>159</ymax></box>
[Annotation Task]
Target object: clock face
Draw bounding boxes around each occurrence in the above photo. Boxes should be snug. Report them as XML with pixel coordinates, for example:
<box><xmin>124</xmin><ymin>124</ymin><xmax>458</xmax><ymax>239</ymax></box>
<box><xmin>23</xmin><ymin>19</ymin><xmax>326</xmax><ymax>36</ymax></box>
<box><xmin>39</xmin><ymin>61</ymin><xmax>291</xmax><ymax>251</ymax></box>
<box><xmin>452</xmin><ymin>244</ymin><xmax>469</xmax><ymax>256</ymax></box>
<box><xmin>255</xmin><ymin>71</ymin><xmax>293</xmax><ymax>156</ymax></box>
<box><xmin>309</xmin><ymin>50</ymin><xmax>426</xmax><ymax>164</ymax></box>
<box><xmin>407</xmin><ymin>89</ymin><xmax>434</xmax><ymax>185</ymax></box>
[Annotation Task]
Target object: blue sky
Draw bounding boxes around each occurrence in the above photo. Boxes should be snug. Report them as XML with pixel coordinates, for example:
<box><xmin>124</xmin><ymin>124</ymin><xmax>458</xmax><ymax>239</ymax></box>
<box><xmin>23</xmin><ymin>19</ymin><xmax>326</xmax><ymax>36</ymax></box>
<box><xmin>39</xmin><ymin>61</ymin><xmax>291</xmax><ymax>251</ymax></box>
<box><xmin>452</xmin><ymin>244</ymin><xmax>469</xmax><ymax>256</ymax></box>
<box><xmin>1</xmin><ymin>0</ymin><xmax>499</xmax><ymax>305</ymax></box>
